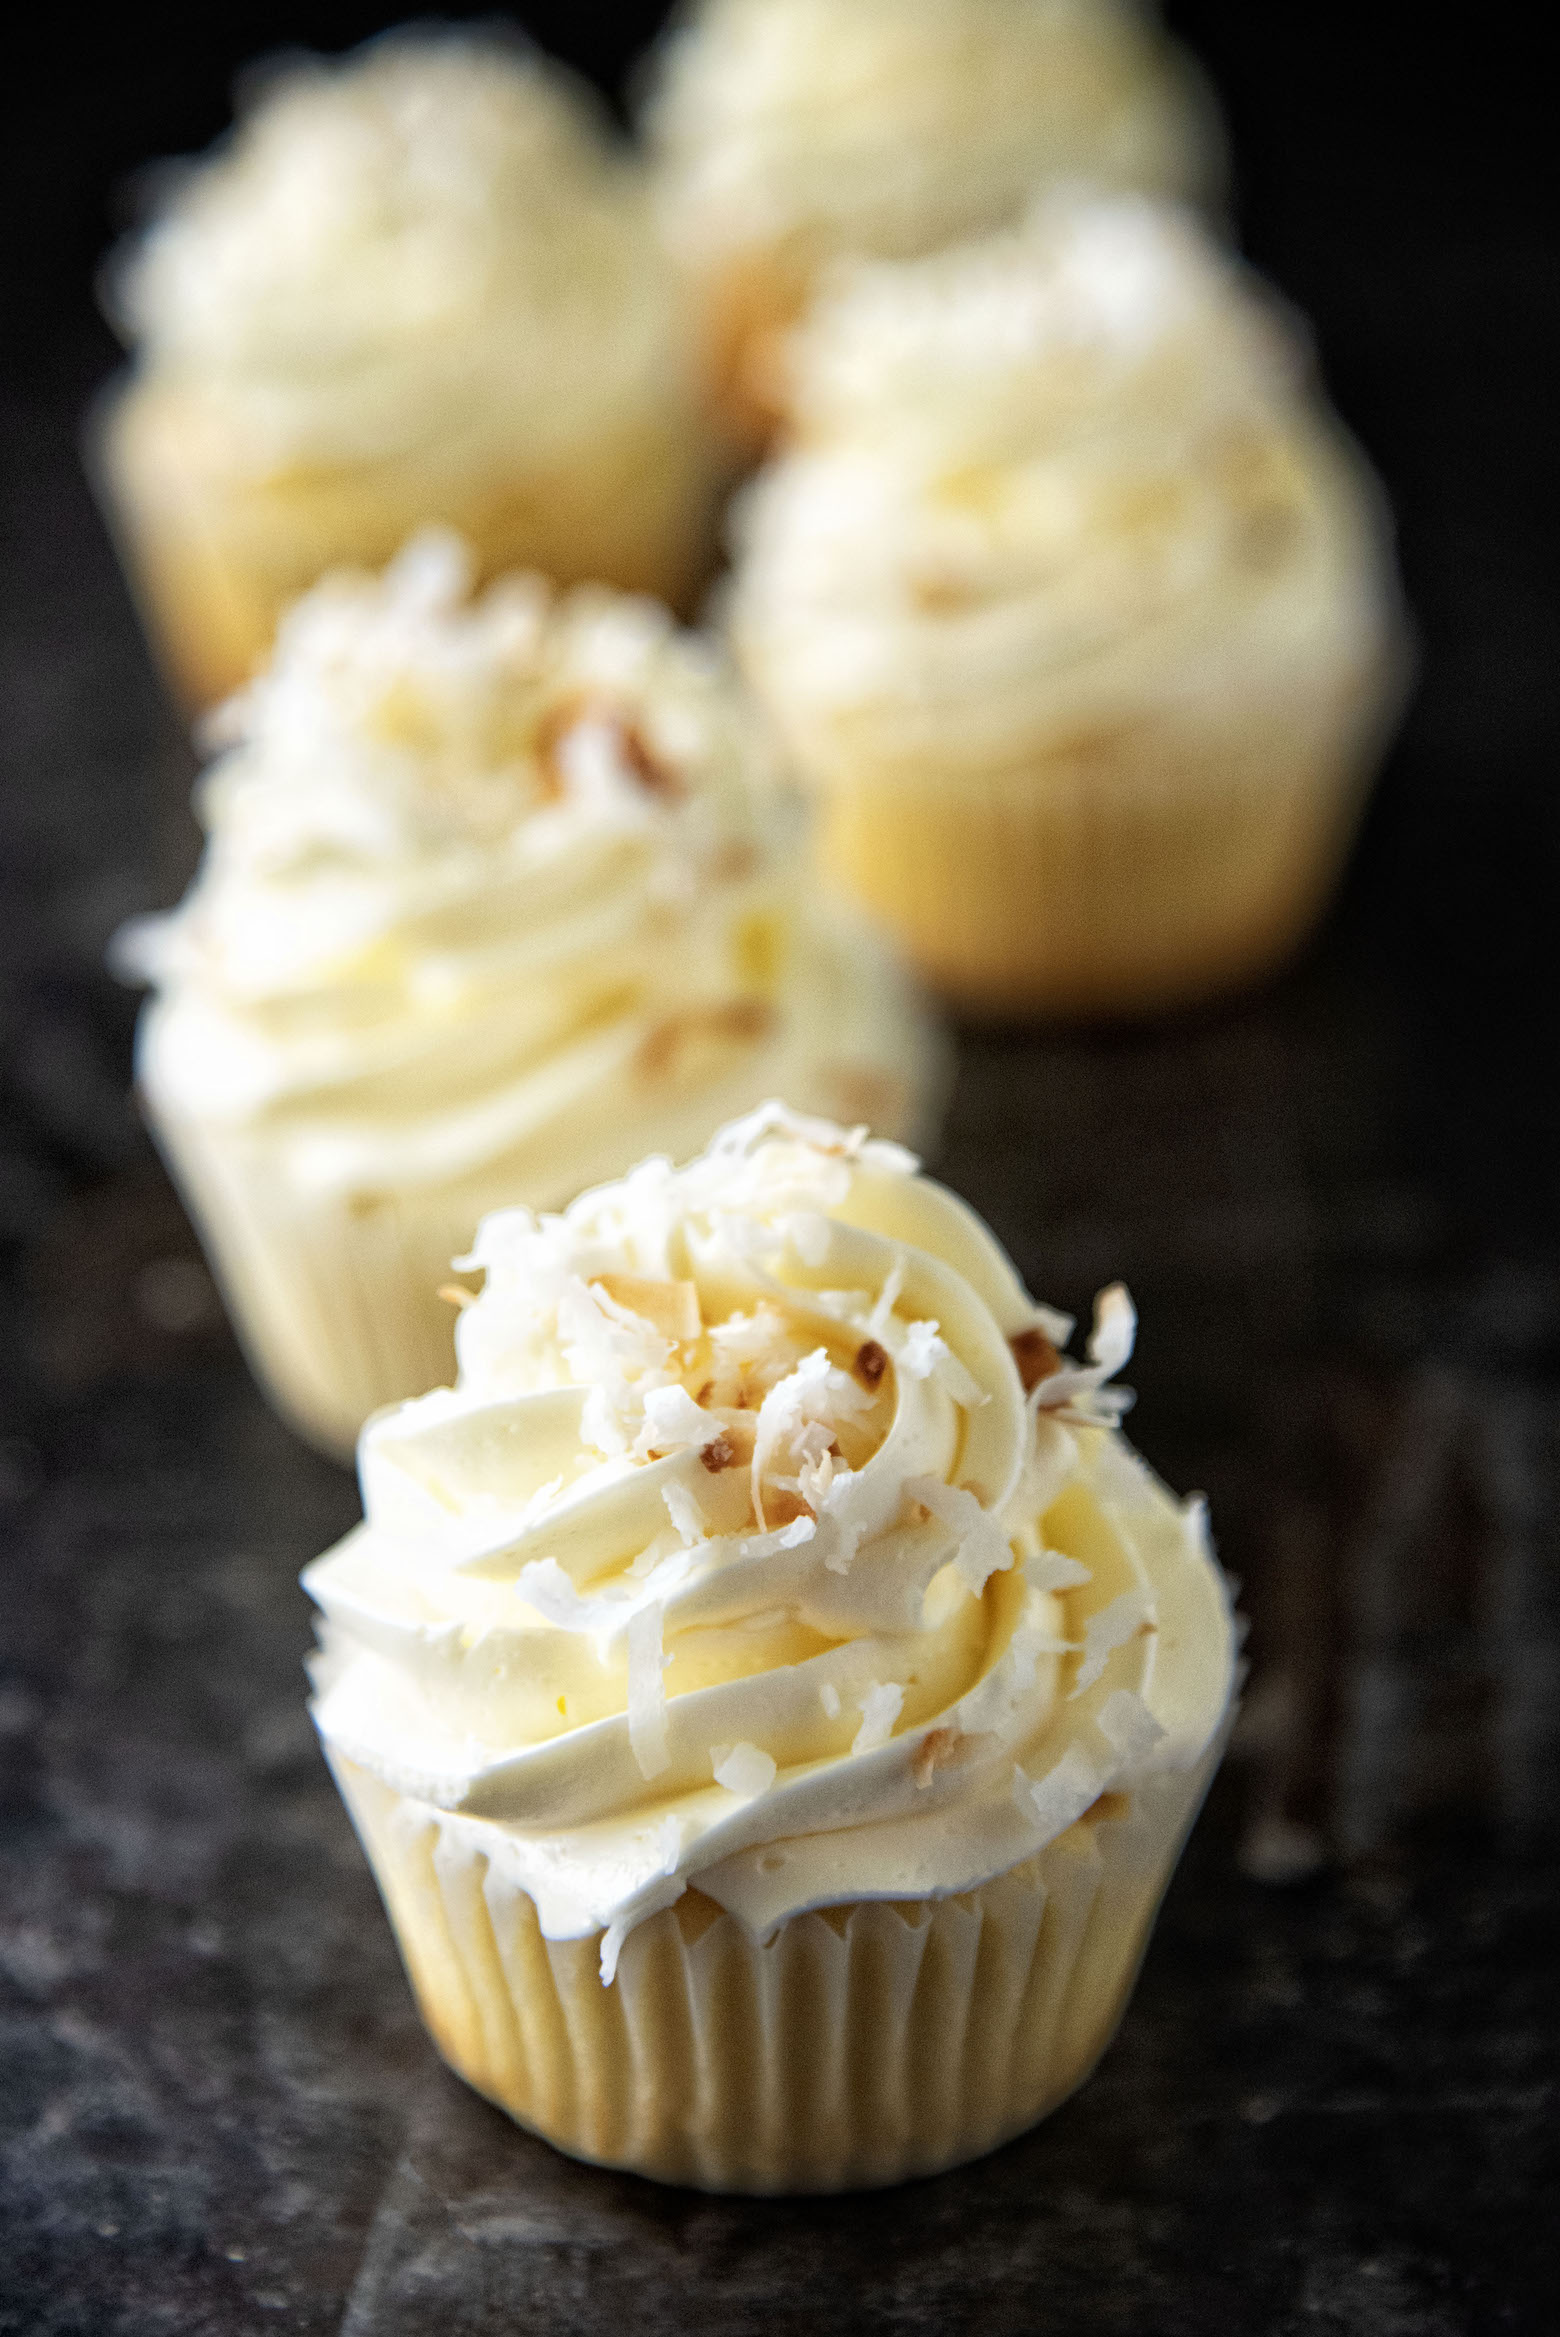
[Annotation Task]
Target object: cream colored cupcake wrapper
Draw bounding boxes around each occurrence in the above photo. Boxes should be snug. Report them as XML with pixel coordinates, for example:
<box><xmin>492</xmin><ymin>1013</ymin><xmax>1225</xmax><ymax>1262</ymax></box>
<box><xmin>328</xmin><ymin>1740</ymin><xmax>1222</xmax><ymax>2194</ymax></box>
<box><xmin>810</xmin><ymin>679</ymin><xmax>1393</xmax><ymax>1019</ymax></box>
<box><xmin>144</xmin><ymin>1096</ymin><xmax>480</xmax><ymax>1459</ymax></box>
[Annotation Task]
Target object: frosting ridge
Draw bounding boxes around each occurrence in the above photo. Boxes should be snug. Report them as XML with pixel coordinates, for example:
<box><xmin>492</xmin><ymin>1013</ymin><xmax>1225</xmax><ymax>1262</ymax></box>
<box><xmin>731</xmin><ymin>194</ymin><xmax>1401</xmax><ymax>773</ymax></box>
<box><xmin>112</xmin><ymin>29</ymin><xmax>693</xmax><ymax>474</ymax></box>
<box><xmin>644</xmin><ymin>0</ymin><xmax>1221</xmax><ymax>269</ymax></box>
<box><xmin>120</xmin><ymin>534</ymin><xmax>937</xmax><ymax>1199</ymax></box>
<box><xmin>304</xmin><ymin>1105</ymin><xmax>1236</xmax><ymax>1977</ymax></box>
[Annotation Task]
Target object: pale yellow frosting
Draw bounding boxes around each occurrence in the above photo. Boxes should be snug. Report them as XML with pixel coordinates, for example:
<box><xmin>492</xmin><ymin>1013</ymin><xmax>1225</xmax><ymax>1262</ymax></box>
<box><xmin>111</xmin><ymin>29</ymin><xmax>695</xmax><ymax>476</ymax></box>
<box><xmin>304</xmin><ymin>1106</ymin><xmax>1235</xmax><ymax>1978</ymax></box>
<box><xmin>643</xmin><ymin>0</ymin><xmax>1221</xmax><ymax>271</ymax></box>
<box><xmin>730</xmin><ymin>195</ymin><xmax>1403</xmax><ymax>777</ymax></box>
<box><xmin>119</xmin><ymin>534</ymin><xmax>940</xmax><ymax>1203</ymax></box>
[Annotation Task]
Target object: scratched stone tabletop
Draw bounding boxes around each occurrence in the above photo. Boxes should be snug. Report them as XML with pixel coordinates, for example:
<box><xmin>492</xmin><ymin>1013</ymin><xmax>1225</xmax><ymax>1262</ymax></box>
<box><xmin>3</xmin><ymin>11</ymin><xmax>1559</xmax><ymax>2333</ymax></box>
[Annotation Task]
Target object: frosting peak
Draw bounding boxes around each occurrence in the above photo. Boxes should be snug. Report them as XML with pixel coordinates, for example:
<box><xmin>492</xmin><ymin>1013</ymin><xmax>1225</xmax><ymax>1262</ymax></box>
<box><xmin>305</xmin><ymin>1107</ymin><xmax>1235</xmax><ymax>1977</ymax></box>
<box><xmin>644</xmin><ymin>0</ymin><xmax>1222</xmax><ymax>267</ymax></box>
<box><xmin>779</xmin><ymin>194</ymin><xmax>1293</xmax><ymax>452</ymax></box>
<box><xmin>731</xmin><ymin>194</ymin><xmax>1398</xmax><ymax>771</ymax></box>
<box><xmin>111</xmin><ymin>30</ymin><xmax>688</xmax><ymax>470</ymax></box>
<box><xmin>121</xmin><ymin>539</ymin><xmax>938</xmax><ymax>1195</ymax></box>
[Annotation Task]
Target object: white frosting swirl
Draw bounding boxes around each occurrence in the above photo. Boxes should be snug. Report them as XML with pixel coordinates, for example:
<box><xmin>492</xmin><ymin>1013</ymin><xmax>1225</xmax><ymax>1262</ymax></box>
<box><xmin>305</xmin><ymin>1106</ymin><xmax>1235</xmax><ymax>1977</ymax></box>
<box><xmin>643</xmin><ymin>0</ymin><xmax>1221</xmax><ymax>270</ymax></box>
<box><xmin>111</xmin><ymin>29</ymin><xmax>695</xmax><ymax>475</ymax></box>
<box><xmin>120</xmin><ymin>534</ymin><xmax>939</xmax><ymax>1201</ymax></box>
<box><xmin>730</xmin><ymin>196</ymin><xmax>1403</xmax><ymax>774</ymax></box>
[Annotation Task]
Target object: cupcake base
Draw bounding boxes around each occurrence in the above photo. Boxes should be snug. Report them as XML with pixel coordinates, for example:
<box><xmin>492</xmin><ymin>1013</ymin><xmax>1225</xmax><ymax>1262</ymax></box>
<box><xmin>327</xmin><ymin>1741</ymin><xmax>1221</xmax><ymax>2193</ymax></box>
<box><xmin>807</xmin><ymin>690</ymin><xmax>1390</xmax><ymax>1019</ymax></box>
<box><xmin>140</xmin><ymin>1096</ymin><xmax>512</xmax><ymax>1460</ymax></box>
<box><xmin>90</xmin><ymin>376</ymin><xmax>720</xmax><ymax>708</ymax></box>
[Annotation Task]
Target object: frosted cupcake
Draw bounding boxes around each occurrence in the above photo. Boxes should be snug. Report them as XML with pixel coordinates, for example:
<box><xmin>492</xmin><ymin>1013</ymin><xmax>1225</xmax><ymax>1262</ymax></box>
<box><xmin>640</xmin><ymin>0</ymin><xmax>1222</xmax><ymax>446</ymax></box>
<box><xmin>305</xmin><ymin>1103</ymin><xmax>1237</xmax><ymax>2191</ymax></box>
<box><xmin>730</xmin><ymin>195</ymin><xmax>1409</xmax><ymax>1014</ymax></box>
<box><xmin>115</xmin><ymin>534</ymin><xmax>941</xmax><ymax>1457</ymax></box>
<box><xmin>94</xmin><ymin>28</ymin><xmax>720</xmax><ymax>708</ymax></box>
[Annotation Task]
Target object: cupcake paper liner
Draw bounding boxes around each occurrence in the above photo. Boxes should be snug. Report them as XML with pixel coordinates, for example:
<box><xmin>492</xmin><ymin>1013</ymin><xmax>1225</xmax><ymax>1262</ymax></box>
<box><xmin>809</xmin><ymin>681</ymin><xmax>1389</xmax><ymax>1017</ymax></box>
<box><xmin>327</xmin><ymin>1738</ymin><xmax>1223</xmax><ymax>2194</ymax></box>
<box><xmin>145</xmin><ymin>1097</ymin><xmax>488</xmax><ymax>1457</ymax></box>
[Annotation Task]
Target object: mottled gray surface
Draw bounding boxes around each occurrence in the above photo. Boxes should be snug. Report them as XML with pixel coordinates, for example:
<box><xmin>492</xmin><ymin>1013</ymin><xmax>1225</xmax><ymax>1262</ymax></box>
<box><xmin>3</xmin><ymin>253</ymin><xmax>1559</xmax><ymax>2337</ymax></box>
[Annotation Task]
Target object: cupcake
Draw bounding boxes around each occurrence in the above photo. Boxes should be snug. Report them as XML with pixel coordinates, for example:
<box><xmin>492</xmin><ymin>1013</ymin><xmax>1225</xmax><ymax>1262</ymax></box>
<box><xmin>305</xmin><ymin>1103</ymin><xmax>1237</xmax><ymax>2192</ymax></box>
<box><xmin>115</xmin><ymin>533</ymin><xmax>941</xmax><ymax>1457</ymax></box>
<box><xmin>93</xmin><ymin>27</ymin><xmax>721</xmax><ymax>708</ymax></box>
<box><xmin>640</xmin><ymin>0</ymin><xmax>1222</xmax><ymax>447</ymax></box>
<box><xmin>730</xmin><ymin>195</ymin><xmax>1410</xmax><ymax>1015</ymax></box>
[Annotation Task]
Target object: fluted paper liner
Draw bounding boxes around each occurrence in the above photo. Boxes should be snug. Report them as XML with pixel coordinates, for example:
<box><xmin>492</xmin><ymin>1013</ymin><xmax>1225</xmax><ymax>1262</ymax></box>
<box><xmin>327</xmin><ymin>1737</ymin><xmax>1223</xmax><ymax>2194</ymax></box>
<box><xmin>812</xmin><ymin>686</ymin><xmax>1389</xmax><ymax>1018</ymax></box>
<box><xmin>143</xmin><ymin>1096</ymin><xmax>492</xmax><ymax>1458</ymax></box>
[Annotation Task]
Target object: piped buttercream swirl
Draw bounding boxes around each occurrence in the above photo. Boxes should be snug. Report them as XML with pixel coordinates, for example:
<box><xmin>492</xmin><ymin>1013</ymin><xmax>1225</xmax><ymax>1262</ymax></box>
<box><xmin>110</xmin><ymin>28</ymin><xmax>694</xmax><ymax>475</ymax></box>
<box><xmin>730</xmin><ymin>194</ymin><xmax>1403</xmax><ymax>774</ymax></box>
<box><xmin>118</xmin><ymin>534</ymin><xmax>938</xmax><ymax>1202</ymax></box>
<box><xmin>305</xmin><ymin>1106</ymin><xmax>1235</xmax><ymax>1978</ymax></box>
<box><xmin>643</xmin><ymin>0</ymin><xmax>1221</xmax><ymax>271</ymax></box>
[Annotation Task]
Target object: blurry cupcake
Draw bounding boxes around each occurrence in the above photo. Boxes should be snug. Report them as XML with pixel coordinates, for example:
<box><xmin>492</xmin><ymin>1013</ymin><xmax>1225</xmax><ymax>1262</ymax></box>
<box><xmin>640</xmin><ymin>0</ymin><xmax>1222</xmax><ymax>446</ymax></box>
<box><xmin>730</xmin><ymin>195</ymin><xmax>1409</xmax><ymax>1014</ymax></box>
<box><xmin>93</xmin><ymin>27</ymin><xmax>721</xmax><ymax>708</ymax></box>
<box><xmin>115</xmin><ymin>533</ymin><xmax>942</xmax><ymax>1456</ymax></box>
<box><xmin>305</xmin><ymin>1103</ymin><xmax>1237</xmax><ymax>2191</ymax></box>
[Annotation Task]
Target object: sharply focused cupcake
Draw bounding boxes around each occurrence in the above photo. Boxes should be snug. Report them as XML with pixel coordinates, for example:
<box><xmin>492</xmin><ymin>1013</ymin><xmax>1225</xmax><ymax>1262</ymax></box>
<box><xmin>114</xmin><ymin>534</ymin><xmax>941</xmax><ymax>1456</ymax></box>
<box><xmin>730</xmin><ymin>194</ymin><xmax>1409</xmax><ymax>1014</ymax></box>
<box><xmin>93</xmin><ymin>27</ymin><xmax>721</xmax><ymax>708</ymax></box>
<box><xmin>305</xmin><ymin>1103</ymin><xmax>1237</xmax><ymax>2191</ymax></box>
<box><xmin>640</xmin><ymin>0</ymin><xmax>1222</xmax><ymax>447</ymax></box>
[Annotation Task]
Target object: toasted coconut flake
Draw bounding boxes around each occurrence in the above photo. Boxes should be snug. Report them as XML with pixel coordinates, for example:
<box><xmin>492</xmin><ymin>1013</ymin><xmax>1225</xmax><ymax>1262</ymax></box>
<box><xmin>912</xmin><ymin>1725</ymin><xmax>963</xmax><ymax>1789</ymax></box>
<box><xmin>537</xmin><ymin>697</ymin><xmax>684</xmax><ymax>809</ymax></box>
<box><xmin>699</xmin><ymin>1433</ymin><xmax>738</xmax><ymax>1474</ymax></box>
<box><xmin>627</xmin><ymin>1605</ymin><xmax>671</xmax><ymax>1780</ymax></box>
<box><xmin>905</xmin><ymin>1476</ymin><xmax>1014</xmax><ymax>1597</ymax></box>
<box><xmin>867</xmin><ymin>1257</ymin><xmax>905</xmax><ymax>1340</ymax></box>
<box><xmin>1069</xmin><ymin>1587</ymin><xmax>1155</xmax><ymax>1698</ymax></box>
<box><xmin>596</xmin><ymin>1274</ymin><xmax>702</xmax><ymax>1342</ymax></box>
<box><xmin>711</xmin><ymin>1741</ymin><xmax>777</xmax><ymax>1798</ymax></box>
<box><xmin>818</xmin><ymin>1510</ymin><xmax>864</xmax><ymax>1576</ymax></box>
<box><xmin>1031</xmin><ymin>1284</ymin><xmax>1138</xmax><ymax>1425</ymax></box>
<box><xmin>613</xmin><ymin>715</ymin><xmax>682</xmax><ymax>800</ymax></box>
<box><xmin>1010</xmin><ymin>1327</ymin><xmax>1061</xmax><ymax>1392</ymax></box>
<box><xmin>1020</xmin><ymin>1743</ymin><xmax>1104</xmax><ymax>1838</ymax></box>
<box><xmin>1027</xmin><ymin>1550</ymin><xmax>1093</xmax><ymax>1594</ymax></box>
<box><xmin>851</xmin><ymin>1681</ymin><xmax>904</xmax><ymax>1755</ymax></box>
<box><xmin>751</xmin><ymin>1346</ymin><xmax>873</xmax><ymax>1529</ymax></box>
<box><xmin>1097</xmin><ymin>1688</ymin><xmax>1166</xmax><ymax>1765</ymax></box>
<box><xmin>1089</xmin><ymin>1284</ymin><xmax>1137</xmax><ymax>1377</ymax></box>
<box><xmin>634</xmin><ymin>1382</ymin><xmax>715</xmax><ymax>1460</ymax></box>
<box><xmin>899</xmin><ymin>1319</ymin><xmax>986</xmax><ymax>1408</ymax></box>
<box><xmin>662</xmin><ymin>1477</ymin><xmax>707</xmax><ymax>1548</ymax></box>
<box><xmin>854</xmin><ymin>1338</ymin><xmax>888</xmax><ymax>1389</ymax></box>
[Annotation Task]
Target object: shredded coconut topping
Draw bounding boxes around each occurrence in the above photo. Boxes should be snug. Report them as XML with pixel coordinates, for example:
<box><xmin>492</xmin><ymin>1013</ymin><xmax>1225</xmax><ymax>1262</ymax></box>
<box><xmin>303</xmin><ymin>1106</ymin><xmax>1233</xmax><ymax>1986</ymax></box>
<box><xmin>711</xmin><ymin>1741</ymin><xmax>778</xmax><ymax>1797</ymax></box>
<box><xmin>627</xmin><ymin>1605</ymin><xmax>672</xmax><ymax>1779</ymax></box>
<box><xmin>852</xmin><ymin>1681</ymin><xmax>905</xmax><ymax>1756</ymax></box>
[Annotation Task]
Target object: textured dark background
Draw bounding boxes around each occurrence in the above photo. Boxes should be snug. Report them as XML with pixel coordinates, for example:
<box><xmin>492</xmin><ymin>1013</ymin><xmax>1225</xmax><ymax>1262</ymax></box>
<box><xmin>3</xmin><ymin>7</ymin><xmax>1558</xmax><ymax>2331</ymax></box>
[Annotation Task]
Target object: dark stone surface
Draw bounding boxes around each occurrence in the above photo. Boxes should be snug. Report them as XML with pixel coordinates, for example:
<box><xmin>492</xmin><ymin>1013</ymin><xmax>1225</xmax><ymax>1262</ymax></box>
<box><xmin>3</xmin><ymin>7</ymin><xmax>1559</xmax><ymax>2331</ymax></box>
